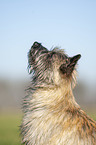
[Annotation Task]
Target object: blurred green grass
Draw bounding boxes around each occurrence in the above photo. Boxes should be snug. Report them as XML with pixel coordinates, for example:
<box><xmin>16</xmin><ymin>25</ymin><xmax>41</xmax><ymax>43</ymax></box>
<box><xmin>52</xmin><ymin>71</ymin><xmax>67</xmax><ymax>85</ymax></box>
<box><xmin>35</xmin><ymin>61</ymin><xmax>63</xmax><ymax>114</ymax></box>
<box><xmin>0</xmin><ymin>114</ymin><xmax>22</xmax><ymax>145</ymax></box>
<box><xmin>88</xmin><ymin>113</ymin><xmax>96</xmax><ymax>121</ymax></box>
<box><xmin>0</xmin><ymin>113</ymin><xmax>96</xmax><ymax>145</ymax></box>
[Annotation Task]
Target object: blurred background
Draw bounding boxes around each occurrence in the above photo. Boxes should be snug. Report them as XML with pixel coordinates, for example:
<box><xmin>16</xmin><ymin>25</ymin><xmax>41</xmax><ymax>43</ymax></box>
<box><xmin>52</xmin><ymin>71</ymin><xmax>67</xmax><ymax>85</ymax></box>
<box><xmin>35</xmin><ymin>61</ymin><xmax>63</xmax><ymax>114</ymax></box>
<box><xmin>0</xmin><ymin>0</ymin><xmax>96</xmax><ymax>144</ymax></box>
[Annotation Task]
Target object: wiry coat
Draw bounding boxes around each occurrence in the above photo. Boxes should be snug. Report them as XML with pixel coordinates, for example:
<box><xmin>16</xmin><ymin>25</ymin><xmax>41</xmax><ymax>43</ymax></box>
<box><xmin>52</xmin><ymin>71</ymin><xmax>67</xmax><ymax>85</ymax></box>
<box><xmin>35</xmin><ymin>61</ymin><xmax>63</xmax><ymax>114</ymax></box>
<box><xmin>21</xmin><ymin>42</ymin><xmax>96</xmax><ymax>145</ymax></box>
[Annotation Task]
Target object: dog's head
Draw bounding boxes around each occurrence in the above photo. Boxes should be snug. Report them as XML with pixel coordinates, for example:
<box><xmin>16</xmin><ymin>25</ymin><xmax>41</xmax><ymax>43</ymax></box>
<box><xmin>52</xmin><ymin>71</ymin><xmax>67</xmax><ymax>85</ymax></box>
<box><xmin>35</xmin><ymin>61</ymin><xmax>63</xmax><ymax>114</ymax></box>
<box><xmin>28</xmin><ymin>42</ymin><xmax>81</xmax><ymax>87</ymax></box>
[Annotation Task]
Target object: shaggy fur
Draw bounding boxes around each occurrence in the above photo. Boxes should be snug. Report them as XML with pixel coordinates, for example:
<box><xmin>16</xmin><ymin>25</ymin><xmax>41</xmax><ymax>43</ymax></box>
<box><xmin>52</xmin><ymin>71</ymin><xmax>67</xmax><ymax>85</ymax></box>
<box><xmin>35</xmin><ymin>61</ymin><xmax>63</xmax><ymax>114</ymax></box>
<box><xmin>21</xmin><ymin>42</ymin><xmax>96</xmax><ymax>145</ymax></box>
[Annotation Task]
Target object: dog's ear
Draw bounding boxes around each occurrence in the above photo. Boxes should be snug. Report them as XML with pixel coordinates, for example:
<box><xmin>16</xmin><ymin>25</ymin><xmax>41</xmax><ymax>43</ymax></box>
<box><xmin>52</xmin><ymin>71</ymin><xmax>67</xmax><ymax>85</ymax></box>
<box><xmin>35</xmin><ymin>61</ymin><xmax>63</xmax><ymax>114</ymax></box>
<box><xmin>59</xmin><ymin>54</ymin><xmax>81</xmax><ymax>76</ymax></box>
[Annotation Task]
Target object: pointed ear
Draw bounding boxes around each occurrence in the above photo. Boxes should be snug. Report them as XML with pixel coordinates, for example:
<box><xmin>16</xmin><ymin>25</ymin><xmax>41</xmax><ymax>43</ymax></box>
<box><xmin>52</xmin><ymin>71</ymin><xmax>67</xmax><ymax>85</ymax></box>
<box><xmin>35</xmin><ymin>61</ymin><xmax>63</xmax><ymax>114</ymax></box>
<box><xmin>69</xmin><ymin>54</ymin><xmax>81</xmax><ymax>67</ymax></box>
<box><xmin>66</xmin><ymin>54</ymin><xmax>81</xmax><ymax>76</ymax></box>
<box><xmin>59</xmin><ymin>54</ymin><xmax>81</xmax><ymax>76</ymax></box>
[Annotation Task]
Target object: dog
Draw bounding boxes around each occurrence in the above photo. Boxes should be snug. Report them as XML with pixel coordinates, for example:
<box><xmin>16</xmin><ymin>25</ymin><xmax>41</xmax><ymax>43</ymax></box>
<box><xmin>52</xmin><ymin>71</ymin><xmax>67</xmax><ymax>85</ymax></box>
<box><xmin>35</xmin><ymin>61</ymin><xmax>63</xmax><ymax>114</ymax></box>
<box><xmin>21</xmin><ymin>42</ymin><xmax>96</xmax><ymax>145</ymax></box>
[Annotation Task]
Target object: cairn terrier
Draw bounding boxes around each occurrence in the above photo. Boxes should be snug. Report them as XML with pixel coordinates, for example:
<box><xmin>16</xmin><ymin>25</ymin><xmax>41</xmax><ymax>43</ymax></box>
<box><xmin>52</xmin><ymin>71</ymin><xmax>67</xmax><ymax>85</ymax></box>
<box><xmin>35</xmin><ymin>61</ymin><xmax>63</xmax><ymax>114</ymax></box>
<box><xmin>21</xmin><ymin>42</ymin><xmax>96</xmax><ymax>145</ymax></box>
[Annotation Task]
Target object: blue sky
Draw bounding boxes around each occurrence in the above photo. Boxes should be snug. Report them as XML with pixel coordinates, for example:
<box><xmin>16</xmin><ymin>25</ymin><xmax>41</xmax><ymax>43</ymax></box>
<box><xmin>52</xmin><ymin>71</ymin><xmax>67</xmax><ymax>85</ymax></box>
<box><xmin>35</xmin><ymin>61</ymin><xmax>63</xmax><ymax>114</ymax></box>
<box><xmin>0</xmin><ymin>0</ymin><xmax>96</xmax><ymax>82</ymax></box>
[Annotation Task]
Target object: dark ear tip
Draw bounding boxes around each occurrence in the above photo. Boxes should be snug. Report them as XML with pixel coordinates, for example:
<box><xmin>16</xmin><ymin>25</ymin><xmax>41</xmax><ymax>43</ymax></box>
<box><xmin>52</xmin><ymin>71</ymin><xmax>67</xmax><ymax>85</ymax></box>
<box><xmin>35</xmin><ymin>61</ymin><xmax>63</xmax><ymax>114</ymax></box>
<box><xmin>72</xmin><ymin>54</ymin><xmax>81</xmax><ymax>62</ymax></box>
<box><xmin>32</xmin><ymin>41</ymin><xmax>41</xmax><ymax>49</ymax></box>
<box><xmin>78</xmin><ymin>54</ymin><xmax>81</xmax><ymax>59</ymax></box>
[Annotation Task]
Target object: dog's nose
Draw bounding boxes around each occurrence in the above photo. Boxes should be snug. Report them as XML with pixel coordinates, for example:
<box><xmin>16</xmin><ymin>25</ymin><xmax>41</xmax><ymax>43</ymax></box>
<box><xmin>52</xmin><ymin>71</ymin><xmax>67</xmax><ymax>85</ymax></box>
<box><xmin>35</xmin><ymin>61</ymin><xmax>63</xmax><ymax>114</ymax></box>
<box><xmin>32</xmin><ymin>42</ymin><xmax>41</xmax><ymax>48</ymax></box>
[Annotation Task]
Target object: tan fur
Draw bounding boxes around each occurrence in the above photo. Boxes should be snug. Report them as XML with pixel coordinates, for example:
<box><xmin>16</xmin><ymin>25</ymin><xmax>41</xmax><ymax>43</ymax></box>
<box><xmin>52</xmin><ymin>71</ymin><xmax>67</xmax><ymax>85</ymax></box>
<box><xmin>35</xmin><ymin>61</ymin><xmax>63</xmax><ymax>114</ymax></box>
<box><xmin>22</xmin><ymin>75</ymin><xmax>96</xmax><ymax>144</ymax></box>
<box><xmin>21</xmin><ymin>42</ymin><xmax>96</xmax><ymax>145</ymax></box>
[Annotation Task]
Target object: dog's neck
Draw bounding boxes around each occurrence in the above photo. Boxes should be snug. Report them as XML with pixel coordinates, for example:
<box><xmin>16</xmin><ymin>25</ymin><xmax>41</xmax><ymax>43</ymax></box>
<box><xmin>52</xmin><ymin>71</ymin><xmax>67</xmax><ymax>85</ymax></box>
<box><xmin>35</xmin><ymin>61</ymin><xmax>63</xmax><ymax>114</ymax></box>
<box><xmin>34</xmin><ymin>81</ymin><xmax>80</xmax><ymax>113</ymax></box>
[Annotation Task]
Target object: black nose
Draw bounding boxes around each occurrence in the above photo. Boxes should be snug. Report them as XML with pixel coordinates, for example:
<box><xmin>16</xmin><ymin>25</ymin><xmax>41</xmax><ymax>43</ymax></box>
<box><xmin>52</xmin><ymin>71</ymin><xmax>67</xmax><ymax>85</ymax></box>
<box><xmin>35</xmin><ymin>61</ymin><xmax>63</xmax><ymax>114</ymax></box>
<box><xmin>32</xmin><ymin>42</ymin><xmax>41</xmax><ymax>49</ymax></box>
